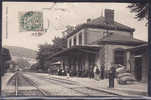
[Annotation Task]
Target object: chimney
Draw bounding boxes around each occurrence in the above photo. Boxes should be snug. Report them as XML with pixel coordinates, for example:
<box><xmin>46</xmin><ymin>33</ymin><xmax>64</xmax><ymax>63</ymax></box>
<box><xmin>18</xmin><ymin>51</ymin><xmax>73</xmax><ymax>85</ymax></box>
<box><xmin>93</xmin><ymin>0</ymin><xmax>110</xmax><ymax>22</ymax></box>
<box><xmin>104</xmin><ymin>9</ymin><xmax>114</xmax><ymax>24</ymax></box>
<box><xmin>87</xmin><ymin>18</ymin><xmax>91</xmax><ymax>23</ymax></box>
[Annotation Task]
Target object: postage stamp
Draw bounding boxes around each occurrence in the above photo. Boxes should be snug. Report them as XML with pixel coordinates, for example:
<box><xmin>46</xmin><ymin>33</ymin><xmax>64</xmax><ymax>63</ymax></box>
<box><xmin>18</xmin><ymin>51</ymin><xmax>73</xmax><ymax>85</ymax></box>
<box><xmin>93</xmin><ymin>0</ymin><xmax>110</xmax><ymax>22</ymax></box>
<box><xmin>19</xmin><ymin>11</ymin><xmax>43</xmax><ymax>32</ymax></box>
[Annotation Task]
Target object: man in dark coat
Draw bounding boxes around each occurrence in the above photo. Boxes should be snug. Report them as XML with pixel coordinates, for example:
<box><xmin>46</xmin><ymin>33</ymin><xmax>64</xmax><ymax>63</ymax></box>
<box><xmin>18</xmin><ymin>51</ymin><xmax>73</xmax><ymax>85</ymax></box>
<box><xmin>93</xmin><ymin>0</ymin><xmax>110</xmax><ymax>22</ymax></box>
<box><xmin>109</xmin><ymin>66</ymin><xmax>116</xmax><ymax>88</ymax></box>
<box><xmin>100</xmin><ymin>64</ymin><xmax>105</xmax><ymax>79</ymax></box>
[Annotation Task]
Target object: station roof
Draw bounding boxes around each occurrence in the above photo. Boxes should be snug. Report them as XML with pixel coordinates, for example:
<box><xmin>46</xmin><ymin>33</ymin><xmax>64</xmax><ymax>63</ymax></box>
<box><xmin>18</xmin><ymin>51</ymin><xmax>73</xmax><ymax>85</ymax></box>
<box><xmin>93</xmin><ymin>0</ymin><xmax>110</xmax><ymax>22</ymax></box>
<box><xmin>48</xmin><ymin>45</ymin><xmax>100</xmax><ymax>60</ymax></box>
<box><xmin>126</xmin><ymin>43</ymin><xmax>148</xmax><ymax>51</ymax></box>
<box><xmin>92</xmin><ymin>36</ymin><xmax>146</xmax><ymax>46</ymax></box>
<box><xmin>66</xmin><ymin>16</ymin><xmax>135</xmax><ymax>38</ymax></box>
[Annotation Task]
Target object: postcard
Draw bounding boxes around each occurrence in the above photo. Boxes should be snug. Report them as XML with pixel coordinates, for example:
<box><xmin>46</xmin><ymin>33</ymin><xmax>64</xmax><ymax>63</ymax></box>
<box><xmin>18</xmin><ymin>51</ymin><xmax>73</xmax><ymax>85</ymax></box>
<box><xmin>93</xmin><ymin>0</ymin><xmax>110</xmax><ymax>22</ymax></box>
<box><xmin>1</xmin><ymin>2</ymin><xmax>148</xmax><ymax>98</ymax></box>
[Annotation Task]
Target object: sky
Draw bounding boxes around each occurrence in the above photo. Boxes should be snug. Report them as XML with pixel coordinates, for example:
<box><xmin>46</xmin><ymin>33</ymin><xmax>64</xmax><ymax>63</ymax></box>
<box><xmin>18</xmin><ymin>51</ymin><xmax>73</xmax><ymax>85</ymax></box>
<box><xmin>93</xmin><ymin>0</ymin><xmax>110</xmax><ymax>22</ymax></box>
<box><xmin>2</xmin><ymin>2</ymin><xmax>148</xmax><ymax>51</ymax></box>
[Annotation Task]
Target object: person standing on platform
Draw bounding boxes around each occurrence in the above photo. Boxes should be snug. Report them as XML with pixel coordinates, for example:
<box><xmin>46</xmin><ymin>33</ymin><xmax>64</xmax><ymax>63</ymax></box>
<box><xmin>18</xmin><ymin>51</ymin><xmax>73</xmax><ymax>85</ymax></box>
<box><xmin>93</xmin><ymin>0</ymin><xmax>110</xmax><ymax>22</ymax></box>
<box><xmin>66</xmin><ymin>68</ymin><xmax>70</xmax><ymax>79</ymax></box>
<box><xmin>89</xmin><ymin>67</ymin><xmax>93</xmax><ymax>79</ymax></box>
<box><xmin>109</xmin><ymin>66</ymin><xmax>116</xmax><ymax>88</ymax></box>
<box><xmin>101</xmin><ymin>64</ymin><xmax>105</xmax><ymax>80</ymax></box>
<box><xmin>93</xmin><ymin>64</ymin><xmax>100</xmax><ymax>81</ymax></box>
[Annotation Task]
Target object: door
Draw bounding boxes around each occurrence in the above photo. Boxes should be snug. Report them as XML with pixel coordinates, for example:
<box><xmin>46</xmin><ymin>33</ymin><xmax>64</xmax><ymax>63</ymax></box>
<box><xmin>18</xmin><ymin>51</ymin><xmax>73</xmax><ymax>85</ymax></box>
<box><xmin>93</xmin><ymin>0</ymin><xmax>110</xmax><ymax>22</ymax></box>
<box><xmin>135</xmin><ymin>56</ymin><xmax>142</xmax><ymax>81</ymax></box>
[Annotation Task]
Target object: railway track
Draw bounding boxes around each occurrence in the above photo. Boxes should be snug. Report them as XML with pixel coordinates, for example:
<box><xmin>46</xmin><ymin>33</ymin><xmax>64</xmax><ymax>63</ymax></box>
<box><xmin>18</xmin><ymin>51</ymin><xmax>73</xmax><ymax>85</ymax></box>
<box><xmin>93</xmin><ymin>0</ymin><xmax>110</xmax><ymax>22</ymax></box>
<box><xmin>26</xmin><ymin>73</ymin><xmax>119</xmax><ymax>96</ymax></box>
<box><xmin>6</xmin><ymin>71</ymin><xmax>50</xmax><ymax>96</ymax></box>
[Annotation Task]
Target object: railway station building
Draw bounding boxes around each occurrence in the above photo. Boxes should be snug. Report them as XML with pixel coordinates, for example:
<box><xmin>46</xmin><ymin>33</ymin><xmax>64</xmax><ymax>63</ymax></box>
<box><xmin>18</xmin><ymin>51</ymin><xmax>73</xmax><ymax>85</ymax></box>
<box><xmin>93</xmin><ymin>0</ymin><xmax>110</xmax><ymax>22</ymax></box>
<box><xmin>49</xmin><ymin>9</ymin><xmax>147</xmax><ymax>82</ymax></box>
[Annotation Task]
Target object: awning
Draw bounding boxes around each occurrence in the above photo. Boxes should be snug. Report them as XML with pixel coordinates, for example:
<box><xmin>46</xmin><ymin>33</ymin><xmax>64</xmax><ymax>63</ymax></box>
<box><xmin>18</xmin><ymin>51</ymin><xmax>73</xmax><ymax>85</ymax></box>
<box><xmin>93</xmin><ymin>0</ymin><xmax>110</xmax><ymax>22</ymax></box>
<box><xmin>126</xmin><ymin>43</ymin><xmax>148</xmax><ymax>51</ymax></box>
<box><xmin>48</xmin><ymin>45</ymin><xmax>101</xmax><ymax>60</ymax></box>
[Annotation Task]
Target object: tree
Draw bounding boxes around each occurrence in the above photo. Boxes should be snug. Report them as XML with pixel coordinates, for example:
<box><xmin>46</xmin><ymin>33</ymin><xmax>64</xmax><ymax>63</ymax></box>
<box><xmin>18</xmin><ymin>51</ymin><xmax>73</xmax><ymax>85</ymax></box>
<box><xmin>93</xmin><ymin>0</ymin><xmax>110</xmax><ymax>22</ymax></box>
<box><xmin>36</xmin><ymin>36</ymin><xmax>67</xmax><ymax>71</ymax></box>
<box><xmin>1</xmin><ymin>48</ymin><xmax>11</xmax><ymax>75</ymax></box>
<box><xmin>30</xmin><ymin>63</ymin><xmax>41</xmax><ymax>71</ymax></box>
<box><xmin>52</xmin><ymin>36</ymin><xmax>67</xmax><ymax>49</ymax></box>
<box><xmin>2</xmin><ymin>48</ymin><xmax>11</xmax><ymax>61</ymax></box>
<box><xmin>36</xmin><ymin>43</ymin><xmax>53</xmax><ymax>71</ymax></box>
<box><xmin>15</xmin><ymin>58</ymin><xmax>31</xmax><ymax>69</ymax></box>
<box><xmin>62</xmin><ymin>25</ymin><xmax>75</xmax><ymax>37</ymax></box>
<box><xmin>128</xmin><ymin>2</ymin><xmax>149</xmax><ymax>21</ymax></box>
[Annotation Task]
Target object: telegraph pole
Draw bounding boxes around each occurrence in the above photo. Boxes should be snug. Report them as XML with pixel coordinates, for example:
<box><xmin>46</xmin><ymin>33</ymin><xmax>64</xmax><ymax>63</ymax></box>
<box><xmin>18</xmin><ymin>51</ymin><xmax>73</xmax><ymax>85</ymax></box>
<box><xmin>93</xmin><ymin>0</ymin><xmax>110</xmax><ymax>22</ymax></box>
<box><xmin>148</xmin><ymin>1</ymin><xmax>151</xmax><ymax>96</ymax></box>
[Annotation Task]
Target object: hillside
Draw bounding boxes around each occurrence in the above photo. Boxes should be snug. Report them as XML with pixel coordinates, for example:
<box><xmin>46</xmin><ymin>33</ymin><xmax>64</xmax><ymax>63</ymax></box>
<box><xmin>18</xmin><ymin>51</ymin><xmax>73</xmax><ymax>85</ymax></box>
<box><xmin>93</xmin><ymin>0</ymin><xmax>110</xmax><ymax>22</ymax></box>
<box><xmin>3</xmin><ymin>46</ymin><xmax>37</xmax><ymax>59</ymax></box>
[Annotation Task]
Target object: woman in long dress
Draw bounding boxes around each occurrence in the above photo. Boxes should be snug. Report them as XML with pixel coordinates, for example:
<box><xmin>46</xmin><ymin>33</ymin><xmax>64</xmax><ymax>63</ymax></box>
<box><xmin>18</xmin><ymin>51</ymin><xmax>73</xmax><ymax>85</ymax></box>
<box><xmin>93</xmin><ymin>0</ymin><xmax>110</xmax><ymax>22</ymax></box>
<box><xmin>93</xmin><ymin>65</ymin><xmax>100</xmax><ymax>81</ymax></box>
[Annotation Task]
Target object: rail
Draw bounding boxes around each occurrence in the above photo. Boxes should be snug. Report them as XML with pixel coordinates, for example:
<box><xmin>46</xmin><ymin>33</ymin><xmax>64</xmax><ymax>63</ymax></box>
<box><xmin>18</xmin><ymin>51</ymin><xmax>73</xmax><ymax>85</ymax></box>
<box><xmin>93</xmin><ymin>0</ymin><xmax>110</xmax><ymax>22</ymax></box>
<box><xmin>14</xmin><ymin>72</ymin><xmax>49</xmax><ymax>96</ymax></box>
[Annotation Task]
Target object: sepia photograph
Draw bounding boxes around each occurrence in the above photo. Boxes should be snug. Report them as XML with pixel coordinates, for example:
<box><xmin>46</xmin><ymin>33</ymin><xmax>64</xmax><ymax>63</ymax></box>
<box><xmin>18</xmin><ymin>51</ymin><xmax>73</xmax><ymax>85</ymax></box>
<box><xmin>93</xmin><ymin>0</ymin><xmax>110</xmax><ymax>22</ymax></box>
<box><xmin>1</xmin><ymin>2</ymin><xmax>148</xmax><ymax>97</ymax></box>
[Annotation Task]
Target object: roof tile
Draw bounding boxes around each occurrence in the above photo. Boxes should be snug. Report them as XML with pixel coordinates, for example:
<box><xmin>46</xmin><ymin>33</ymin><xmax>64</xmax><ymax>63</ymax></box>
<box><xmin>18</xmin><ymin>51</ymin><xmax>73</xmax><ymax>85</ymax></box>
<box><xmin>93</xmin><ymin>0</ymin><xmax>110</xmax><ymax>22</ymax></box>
<box><xmin>67</xmin><ymin>16</ymin><xmax>135</xmax><ymax>38</ymax></box>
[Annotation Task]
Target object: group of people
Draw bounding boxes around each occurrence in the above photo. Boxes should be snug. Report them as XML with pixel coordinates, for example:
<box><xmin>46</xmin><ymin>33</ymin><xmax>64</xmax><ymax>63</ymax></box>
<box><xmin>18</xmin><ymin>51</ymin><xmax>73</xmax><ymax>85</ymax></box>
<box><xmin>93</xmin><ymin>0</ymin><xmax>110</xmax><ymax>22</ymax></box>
<box><xmin>57</xmin><ymin>64</ymin><xmax>116</xmax><ymax>82</ymax></box>
<box><xmin>56</xmin><ymin>64</ymin><xmax>116</xmax><ymax>88</ymax></box>
<box><xmin>93</xmin><ymin>64</ymin><xmax>116</xmax><ymax>88</ymax></box>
